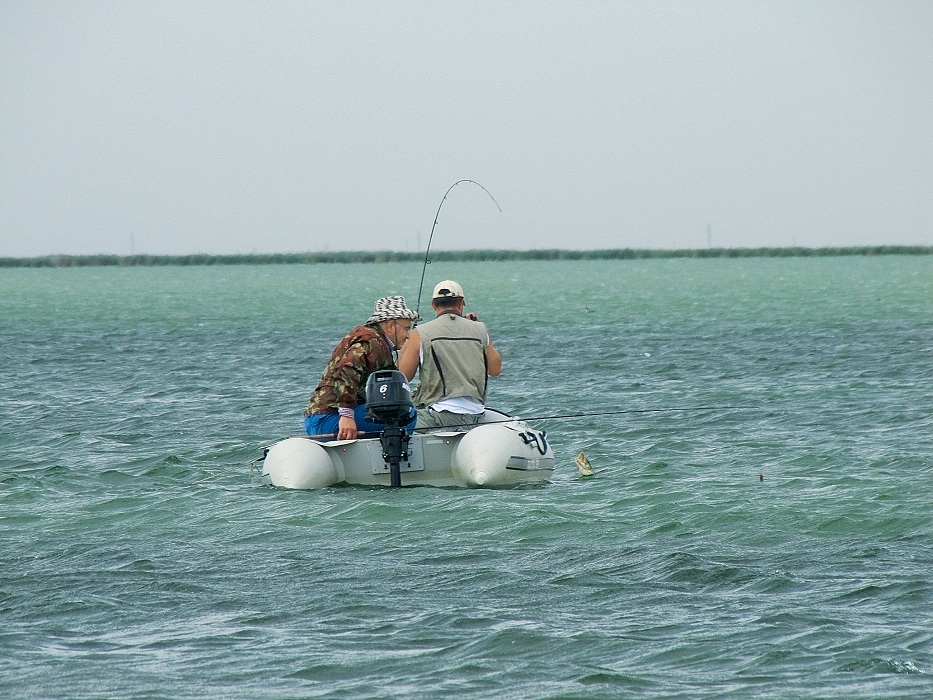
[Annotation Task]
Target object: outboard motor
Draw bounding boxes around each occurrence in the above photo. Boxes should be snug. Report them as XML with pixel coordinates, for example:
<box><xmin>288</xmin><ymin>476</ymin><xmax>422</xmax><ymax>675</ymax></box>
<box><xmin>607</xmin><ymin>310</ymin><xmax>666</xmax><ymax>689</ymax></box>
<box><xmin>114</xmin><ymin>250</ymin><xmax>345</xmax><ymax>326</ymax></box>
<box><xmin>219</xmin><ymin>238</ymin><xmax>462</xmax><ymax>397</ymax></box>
<box><xmin>365</xmin><ymin>370</ymin><xmax>415</xmax><ymax>487</ymax></box>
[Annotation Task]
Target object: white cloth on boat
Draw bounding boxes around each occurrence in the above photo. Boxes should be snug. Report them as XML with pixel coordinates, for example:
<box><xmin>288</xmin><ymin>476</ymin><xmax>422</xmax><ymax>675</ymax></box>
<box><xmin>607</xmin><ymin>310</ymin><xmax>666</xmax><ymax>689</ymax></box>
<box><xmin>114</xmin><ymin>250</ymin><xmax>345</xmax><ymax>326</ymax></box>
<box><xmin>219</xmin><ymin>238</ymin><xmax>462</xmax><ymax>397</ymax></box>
<box><xmin>429</xmin><ymin>395</ymin><xmax>485</xmax><ymax>415</ymax></box>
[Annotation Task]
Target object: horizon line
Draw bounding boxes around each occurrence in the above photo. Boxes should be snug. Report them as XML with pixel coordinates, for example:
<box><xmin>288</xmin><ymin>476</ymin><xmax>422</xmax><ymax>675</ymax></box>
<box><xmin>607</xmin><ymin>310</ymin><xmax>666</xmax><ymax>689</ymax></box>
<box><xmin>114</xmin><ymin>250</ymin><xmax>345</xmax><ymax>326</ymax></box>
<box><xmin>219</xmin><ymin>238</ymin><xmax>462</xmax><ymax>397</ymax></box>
<box><xmin>2</xmin><ymin>245</ymin><xmax>931</xmax><ymax>268</ymax></box>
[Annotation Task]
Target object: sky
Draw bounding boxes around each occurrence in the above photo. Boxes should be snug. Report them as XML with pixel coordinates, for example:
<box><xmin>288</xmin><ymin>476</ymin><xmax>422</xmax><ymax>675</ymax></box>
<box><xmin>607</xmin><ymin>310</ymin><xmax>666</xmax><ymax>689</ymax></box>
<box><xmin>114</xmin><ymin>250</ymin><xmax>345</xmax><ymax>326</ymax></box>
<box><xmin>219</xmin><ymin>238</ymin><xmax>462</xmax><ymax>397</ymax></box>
<box><xmin>1</xmin><ymin>1</ymin><xmax>931</xmax><ymax>257</ymax></box>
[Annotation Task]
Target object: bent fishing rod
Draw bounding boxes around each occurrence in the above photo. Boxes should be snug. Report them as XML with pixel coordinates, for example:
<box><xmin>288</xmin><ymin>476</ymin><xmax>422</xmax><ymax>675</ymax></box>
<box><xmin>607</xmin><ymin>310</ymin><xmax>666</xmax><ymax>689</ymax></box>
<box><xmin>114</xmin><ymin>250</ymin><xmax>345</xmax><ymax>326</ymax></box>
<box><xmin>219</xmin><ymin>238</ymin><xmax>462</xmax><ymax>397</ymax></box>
<box><xmin>415</xmin><ymin>179</ymin><xmax>502</xmax><ymax>315</ymax></box>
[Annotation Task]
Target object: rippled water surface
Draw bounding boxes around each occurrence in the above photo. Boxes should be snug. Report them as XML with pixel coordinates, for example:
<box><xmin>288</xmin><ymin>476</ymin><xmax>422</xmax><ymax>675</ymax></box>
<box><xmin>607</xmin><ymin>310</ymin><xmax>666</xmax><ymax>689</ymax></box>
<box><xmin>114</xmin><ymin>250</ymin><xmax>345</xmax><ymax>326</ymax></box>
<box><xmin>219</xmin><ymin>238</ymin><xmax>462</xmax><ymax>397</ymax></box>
<box><xmin>2</xmin><ymin>256</ymin><xmax>932</xmax><ymax>698</ymax></box>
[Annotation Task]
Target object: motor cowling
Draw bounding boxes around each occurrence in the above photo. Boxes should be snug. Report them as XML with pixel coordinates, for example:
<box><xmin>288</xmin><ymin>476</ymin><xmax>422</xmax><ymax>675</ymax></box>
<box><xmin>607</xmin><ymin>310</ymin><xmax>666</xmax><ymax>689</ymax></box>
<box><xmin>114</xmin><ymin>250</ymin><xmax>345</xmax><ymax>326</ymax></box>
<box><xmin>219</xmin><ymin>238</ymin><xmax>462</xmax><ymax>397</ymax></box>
<box><xmin>365</xmin><ymin>370</ymin><xmax>414</xmax><ymax>424</ymax></box>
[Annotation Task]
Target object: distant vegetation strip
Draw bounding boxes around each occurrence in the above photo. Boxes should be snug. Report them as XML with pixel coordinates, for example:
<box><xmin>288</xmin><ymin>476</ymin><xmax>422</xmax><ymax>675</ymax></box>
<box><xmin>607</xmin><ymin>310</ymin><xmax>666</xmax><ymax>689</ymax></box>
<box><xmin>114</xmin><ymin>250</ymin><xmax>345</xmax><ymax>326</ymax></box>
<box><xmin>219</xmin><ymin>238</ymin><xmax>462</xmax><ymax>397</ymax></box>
<box><xmin>2</xmin><ymin>246</ymin><xmax>931</xmax><ymax>268</ymax></box>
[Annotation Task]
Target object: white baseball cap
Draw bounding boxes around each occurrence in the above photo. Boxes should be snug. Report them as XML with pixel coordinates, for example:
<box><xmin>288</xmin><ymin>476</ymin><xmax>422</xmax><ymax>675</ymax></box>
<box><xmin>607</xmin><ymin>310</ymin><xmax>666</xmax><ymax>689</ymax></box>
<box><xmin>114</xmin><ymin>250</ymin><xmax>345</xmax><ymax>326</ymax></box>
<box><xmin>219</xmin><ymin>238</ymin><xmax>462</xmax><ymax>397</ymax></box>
<box><xmin>432</xmin><ymin>280</ymin><xmax>464</xmax><ymax>299</ymax></box>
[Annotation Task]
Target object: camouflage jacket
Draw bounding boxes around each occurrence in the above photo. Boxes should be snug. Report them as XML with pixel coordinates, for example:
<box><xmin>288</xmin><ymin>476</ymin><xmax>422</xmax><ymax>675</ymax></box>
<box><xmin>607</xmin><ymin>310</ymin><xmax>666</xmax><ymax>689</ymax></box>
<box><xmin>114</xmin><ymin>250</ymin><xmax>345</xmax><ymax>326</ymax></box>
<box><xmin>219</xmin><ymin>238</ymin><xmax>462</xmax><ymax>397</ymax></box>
<box><xmin>304</xmin><ymin>325</ymin><xmax>395</xmax><ymax>416</ymax></box>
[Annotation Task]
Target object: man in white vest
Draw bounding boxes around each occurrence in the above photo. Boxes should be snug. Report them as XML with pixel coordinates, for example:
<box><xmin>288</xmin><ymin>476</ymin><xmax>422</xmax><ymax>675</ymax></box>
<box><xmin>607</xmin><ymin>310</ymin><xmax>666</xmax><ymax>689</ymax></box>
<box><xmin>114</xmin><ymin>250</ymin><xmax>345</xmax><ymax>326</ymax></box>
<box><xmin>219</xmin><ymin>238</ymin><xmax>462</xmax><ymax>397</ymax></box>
<box><xmin>397</xmin><ymin>280</ymin><xmax>502</xmax><ymax>428</ymax></box>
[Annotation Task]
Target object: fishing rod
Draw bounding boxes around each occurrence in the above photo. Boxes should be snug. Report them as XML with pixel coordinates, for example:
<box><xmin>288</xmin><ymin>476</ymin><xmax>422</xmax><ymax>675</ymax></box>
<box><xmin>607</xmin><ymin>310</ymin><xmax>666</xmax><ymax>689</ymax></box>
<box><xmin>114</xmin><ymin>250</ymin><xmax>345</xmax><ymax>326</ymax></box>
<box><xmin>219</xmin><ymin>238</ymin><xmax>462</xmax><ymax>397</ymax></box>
<box><xmin>415</xmin><ymin>179</ymin><xmax>502</xmax><ymax>315</ymax></box>
<box><xmin>410</xmin><ymin>405</ymin><xmax>759</xmax><ymax>432</ymax></box>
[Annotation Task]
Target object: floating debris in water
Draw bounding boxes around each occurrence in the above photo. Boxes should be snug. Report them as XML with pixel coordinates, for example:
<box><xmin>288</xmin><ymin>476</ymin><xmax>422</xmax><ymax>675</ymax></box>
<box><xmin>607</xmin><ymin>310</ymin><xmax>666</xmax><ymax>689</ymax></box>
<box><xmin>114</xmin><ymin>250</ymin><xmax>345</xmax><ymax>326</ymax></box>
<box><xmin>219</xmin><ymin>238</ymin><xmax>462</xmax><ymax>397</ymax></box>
<box><xmin>575</xmin><ymin>452</ymin><xmax>594</xmax><ymax>477</ymax></box>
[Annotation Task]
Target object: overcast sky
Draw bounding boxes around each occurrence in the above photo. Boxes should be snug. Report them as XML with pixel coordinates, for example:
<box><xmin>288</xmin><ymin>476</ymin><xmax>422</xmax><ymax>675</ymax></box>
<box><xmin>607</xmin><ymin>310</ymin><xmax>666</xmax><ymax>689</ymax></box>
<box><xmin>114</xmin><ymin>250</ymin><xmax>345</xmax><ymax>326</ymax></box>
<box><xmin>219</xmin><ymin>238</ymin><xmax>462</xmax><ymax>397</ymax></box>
<box><xmin>1</xmin><ymin>1</ymin><xmax>931</xmax><ymax>257</ymax></box>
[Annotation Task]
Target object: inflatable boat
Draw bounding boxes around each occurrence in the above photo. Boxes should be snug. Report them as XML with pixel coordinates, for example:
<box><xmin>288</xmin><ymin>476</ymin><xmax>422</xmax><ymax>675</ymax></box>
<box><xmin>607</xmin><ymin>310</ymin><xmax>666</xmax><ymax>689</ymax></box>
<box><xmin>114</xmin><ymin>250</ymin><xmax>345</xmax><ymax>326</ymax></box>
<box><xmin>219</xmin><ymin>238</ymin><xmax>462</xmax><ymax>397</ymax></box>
<box><xmin>259</xmin><ymin>370</ymin><xmax>554</xmax><ymax>489</ymax></box>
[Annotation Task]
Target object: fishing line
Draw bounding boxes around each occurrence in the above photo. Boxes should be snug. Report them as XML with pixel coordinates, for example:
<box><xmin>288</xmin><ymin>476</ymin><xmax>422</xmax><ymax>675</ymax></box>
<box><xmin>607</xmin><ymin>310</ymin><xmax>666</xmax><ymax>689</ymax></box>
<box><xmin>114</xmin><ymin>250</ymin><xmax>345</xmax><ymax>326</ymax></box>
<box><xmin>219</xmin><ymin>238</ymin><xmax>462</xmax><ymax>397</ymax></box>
<box><xmin>509</xmin><ymin>406</ymin><xmax>758</xmax><ymax>422</ymax></box>
<box><xmin>257</xmin><ymin>407</ymin><xmax>759</xmax><ymax>452</ymax></box>
<box><xmin>410</xmin><ymin>405</ymin><xmax>759</xmax><ymax>432</ymax></box>
<box><xmin>415</xmin><ymin>179</ymin><xmax>502</xmax><ymax>314</ymax></box>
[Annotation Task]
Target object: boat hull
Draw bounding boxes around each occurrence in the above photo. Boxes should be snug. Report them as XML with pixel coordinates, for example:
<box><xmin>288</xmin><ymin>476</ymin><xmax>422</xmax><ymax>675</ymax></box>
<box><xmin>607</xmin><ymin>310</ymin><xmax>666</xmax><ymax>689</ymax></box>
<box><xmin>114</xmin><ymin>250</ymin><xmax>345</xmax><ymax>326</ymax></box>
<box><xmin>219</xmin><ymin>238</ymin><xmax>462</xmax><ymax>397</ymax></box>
<box><xmin>260</xmin><ymin>418</ymin><xmax>554</xmax><ymax>489</ymax></box>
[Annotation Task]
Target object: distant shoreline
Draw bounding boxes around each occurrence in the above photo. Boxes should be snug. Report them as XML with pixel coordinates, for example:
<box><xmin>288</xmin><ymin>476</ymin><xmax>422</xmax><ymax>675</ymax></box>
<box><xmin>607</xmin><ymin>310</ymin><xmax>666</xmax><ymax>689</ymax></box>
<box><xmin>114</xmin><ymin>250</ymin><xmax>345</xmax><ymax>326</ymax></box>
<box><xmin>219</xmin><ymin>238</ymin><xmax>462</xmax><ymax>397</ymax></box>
<box><xmin>2</xmin><ymin>245</ymin><xmax>930</xmax><ymax>268</ymax></box>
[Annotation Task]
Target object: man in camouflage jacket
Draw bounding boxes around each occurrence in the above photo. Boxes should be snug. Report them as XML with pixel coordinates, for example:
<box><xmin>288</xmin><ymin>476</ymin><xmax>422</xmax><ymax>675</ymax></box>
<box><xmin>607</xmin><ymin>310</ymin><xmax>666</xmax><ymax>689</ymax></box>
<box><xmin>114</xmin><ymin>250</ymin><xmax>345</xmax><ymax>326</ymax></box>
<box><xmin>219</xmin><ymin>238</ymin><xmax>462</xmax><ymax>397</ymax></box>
<box><xmin>304</xmin><ymin>296</ymin><xmax>419</xmax><ymax>440</ymax></box>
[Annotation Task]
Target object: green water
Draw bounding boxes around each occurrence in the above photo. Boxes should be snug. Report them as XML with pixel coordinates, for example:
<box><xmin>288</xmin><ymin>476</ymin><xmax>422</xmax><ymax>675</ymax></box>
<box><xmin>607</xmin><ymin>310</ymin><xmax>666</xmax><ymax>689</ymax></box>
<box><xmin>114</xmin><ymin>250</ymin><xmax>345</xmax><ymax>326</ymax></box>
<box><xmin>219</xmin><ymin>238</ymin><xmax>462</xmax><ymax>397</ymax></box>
<box><xmin>2</xmin><ymin>256</ymin><xmax>931</xmax><ymax>698</ymax></box>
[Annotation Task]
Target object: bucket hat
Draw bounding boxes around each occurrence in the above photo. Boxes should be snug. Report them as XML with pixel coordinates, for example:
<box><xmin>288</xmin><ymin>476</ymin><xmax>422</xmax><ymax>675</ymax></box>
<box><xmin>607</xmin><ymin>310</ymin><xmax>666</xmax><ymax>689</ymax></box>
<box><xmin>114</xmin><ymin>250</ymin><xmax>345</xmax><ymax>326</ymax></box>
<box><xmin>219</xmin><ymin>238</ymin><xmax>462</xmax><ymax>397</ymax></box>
<box><xmin>365</xmin><ymin>296</ymin><xmax>421</xmax><ymax>325</ymax></box>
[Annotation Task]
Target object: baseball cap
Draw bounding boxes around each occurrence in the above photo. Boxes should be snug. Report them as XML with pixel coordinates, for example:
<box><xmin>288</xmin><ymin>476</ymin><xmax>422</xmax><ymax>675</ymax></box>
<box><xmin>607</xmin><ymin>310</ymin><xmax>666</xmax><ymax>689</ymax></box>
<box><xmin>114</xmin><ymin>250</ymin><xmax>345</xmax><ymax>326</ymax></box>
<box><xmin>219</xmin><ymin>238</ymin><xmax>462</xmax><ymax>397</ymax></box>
<box><xmin>432</xmin><ymin>280</ymin><xmax>464</xmax><ymax>299</ymax></box>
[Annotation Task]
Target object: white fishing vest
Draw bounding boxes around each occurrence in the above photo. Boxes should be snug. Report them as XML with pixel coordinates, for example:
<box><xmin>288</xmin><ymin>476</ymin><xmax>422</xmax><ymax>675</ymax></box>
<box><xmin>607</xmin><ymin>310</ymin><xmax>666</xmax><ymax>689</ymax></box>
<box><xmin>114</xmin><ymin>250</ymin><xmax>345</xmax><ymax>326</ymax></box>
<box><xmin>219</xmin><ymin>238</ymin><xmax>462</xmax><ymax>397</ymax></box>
<box><xmin>412</xmin><ymin>313</ymin><xmax>490</xmax><ymax>407</ymax></box>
